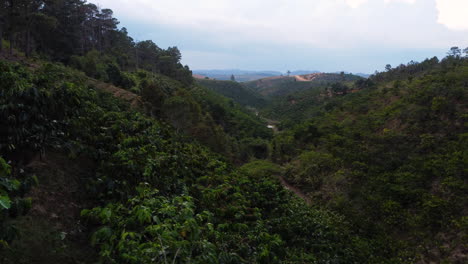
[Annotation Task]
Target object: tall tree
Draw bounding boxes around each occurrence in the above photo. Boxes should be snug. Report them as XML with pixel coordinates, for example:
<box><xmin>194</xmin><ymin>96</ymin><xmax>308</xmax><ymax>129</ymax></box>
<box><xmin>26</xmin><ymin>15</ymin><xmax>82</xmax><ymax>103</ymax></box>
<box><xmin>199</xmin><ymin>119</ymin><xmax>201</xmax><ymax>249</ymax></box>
<box><xmin>6</xmin><ymin>0</ymin><xmax>18</xmax><ymax>54</ymax></box>
<box><xmin>447</xmin><ymin>46</ymin><xmax>461</xmax><ymax>57</ymax></box>
<box><xmin>0</xmin><ymin>0</ymin><xmax>6</xmax><ymax>52</ymax></box>
<box><xmin>1</xmin><ymin>0</ymin><xmax>191</xmax><ymax>83</ymax></box>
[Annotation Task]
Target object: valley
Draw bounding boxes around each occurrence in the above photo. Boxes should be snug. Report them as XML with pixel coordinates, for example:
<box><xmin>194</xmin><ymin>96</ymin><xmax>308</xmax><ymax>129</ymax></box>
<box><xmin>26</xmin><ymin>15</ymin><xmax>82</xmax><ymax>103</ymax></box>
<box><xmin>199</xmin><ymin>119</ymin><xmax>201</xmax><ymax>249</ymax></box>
<box><xmin>0</xmin><ymin>1</ymin><xmax>467</xmax><ymax>264</ymax></box>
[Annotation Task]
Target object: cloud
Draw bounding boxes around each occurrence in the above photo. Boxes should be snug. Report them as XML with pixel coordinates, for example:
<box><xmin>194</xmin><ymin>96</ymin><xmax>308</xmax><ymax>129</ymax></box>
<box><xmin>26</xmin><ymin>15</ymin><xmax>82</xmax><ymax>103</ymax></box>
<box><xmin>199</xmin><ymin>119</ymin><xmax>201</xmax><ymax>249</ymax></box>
<box><xmin>345</xmin><ymin>0</ymin><xmax>468</xmax><ymax>31</ymax></box>
<box><xmin>384</xmin><ymin>0</ymin><xmax>416</xmax><ymax>4</ymax></box>
<box><xmin>435</xmin><ymin>0</ymin><xmax>468</xmax><ymax>30</ymax></box>
<box><xmin>94</xmin><ymin>0</ymin><xmax>468</xmax><ymax>49</ymax></box>
<box><xmin>90</xmin><ymin>0</ymin><xmax>468</xmax><ymax>72</ymax></box>
<box><xmin>345</xmin><ymin>0</ymin><xmax>416</xmax><ymax>8</ymax></box>
<box><xmin>345</xmin><ymin>0</ymin><xmax>368</xmax><ymax>8</ymax></box>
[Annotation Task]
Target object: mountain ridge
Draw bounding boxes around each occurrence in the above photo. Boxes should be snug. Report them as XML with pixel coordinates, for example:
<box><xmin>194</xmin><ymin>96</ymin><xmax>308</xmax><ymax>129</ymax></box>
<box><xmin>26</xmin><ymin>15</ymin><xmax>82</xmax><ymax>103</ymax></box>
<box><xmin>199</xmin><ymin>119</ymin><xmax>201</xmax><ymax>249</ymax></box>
<box><xmin>193</xmin><ymin>69</ymin><xmax>320</xmax><ymax>82</ymax></box>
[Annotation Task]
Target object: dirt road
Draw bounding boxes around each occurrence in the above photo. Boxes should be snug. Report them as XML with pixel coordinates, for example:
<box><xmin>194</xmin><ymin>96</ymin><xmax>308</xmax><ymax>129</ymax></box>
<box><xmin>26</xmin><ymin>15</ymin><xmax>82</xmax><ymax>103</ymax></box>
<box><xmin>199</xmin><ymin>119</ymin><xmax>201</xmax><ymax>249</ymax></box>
<box><xmin>279</xmin><ymin>176</ymin><xmax>311</xmax><ymax>205</ymax></box>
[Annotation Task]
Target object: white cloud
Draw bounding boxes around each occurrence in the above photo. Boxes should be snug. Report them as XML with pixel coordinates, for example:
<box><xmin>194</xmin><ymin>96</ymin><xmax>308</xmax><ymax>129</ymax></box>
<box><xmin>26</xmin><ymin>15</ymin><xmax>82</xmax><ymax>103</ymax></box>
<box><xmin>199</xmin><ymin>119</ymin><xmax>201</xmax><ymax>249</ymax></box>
<box><xmin>384</xmin><ymin>0</ymin><xmax>416</xmax><ymax>4</ymax></box>
<box><xmin>435</xmin><ymin>0</ymin><xmax>468</xmax><ymax>30</ymax></box>
<box><xmin>345</xmin><ymin>0</ymin><xmax>368</xmax><ymax>8</ymax></box>
<box><xmin>345</xmin><ymin>0</ymin><xmax>416</xmax><ymax>8</ymax></box>
<box><xmin>93</xmin><ymin>0</ymin><xmax>468</xmax><ymax>49</ymax></box>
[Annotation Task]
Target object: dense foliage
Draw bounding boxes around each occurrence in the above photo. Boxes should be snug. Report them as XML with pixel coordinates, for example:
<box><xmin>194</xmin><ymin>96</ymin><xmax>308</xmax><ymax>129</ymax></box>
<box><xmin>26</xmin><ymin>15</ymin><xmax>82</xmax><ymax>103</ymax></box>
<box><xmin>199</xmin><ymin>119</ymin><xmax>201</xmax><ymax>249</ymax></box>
<box><xmin>1</xmin><ymin>0</ymin><xmax>192</xmax><ymax>84</ymax></box>
<box><xmin>244</xmin><ymin>73</ymin><xmax>362</xmax><ymax>98</ymax></box>
<box><xmin>0</xmin><ymin>155</ymin><xmax>36</xmax><ymax>253</ymax></box>
<box><xmin>1</xmin><ymin>1</ymin><xmax>467</xmax><ymax>263</ymax></box>
<box><xmin>269</xmin><ymin>55</ymin><xmax>468</xmax><ymax>262</ymax></box>
<box><xmin>112</xmin><ymin>69</ymin><xmax>273</xmax><ymax>163</ymax></box>
<box><xmin>0</xmin><ymin>60</ymin><xmax>380</xmax><ymax>263</ymax></box>
<box><xmin>196</xmin><ymin>79</ymin><xmax>267</xmax><ymax>108</ymax></box>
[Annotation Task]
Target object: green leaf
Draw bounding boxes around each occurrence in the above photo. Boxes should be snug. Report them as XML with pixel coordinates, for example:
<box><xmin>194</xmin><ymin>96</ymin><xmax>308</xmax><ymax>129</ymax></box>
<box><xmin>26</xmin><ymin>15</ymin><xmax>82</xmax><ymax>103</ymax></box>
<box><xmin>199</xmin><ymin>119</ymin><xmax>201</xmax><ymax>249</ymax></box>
<box><xmin>0</xmin><ymin>195</ymin><xmax>11</xmax><ymax>210</ymax></box>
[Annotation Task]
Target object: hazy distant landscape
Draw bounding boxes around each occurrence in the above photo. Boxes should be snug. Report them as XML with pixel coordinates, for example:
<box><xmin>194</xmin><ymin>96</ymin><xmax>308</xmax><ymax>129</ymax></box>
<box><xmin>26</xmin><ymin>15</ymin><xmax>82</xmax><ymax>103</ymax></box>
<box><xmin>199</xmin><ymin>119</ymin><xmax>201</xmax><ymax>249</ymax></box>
<box><xmin>193</xmin><ymin>69</ymin><xmax>321</xmax><ymax>82</ymax></box>
<box><xmin>193</xmin><ymin>69</ymin><xmax>371</xmax><ymax>82</ymax></box>
<box><xmin>1</xmin><ymin>0</ymin><xmax>467</xmax><ymax>263</ymax></box>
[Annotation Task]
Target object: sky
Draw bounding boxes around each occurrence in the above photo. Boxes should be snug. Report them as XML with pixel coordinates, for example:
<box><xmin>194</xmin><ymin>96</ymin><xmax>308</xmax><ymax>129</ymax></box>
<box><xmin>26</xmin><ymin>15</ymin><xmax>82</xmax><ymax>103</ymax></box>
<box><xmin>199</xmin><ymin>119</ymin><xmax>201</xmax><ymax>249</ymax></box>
<box><xmin>93</xmin><ymin>0</ymin><xmax>468</xmax><ymax>73</ymax></box>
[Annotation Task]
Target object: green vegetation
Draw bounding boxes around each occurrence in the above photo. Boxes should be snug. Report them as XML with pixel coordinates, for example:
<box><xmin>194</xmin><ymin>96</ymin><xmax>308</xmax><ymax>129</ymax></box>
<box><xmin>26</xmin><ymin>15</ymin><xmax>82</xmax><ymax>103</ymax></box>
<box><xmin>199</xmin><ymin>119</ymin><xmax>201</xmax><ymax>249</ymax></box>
<box><xmin>124</xmin><ymin>70</ymin><xmax>273</xmax><ymax>162</ymax></box>
<box><xmin>0</xmin><ymin>156</ymin><xmax>36</xmax><ymax>254</ymax></box>
<box><xmin>196</xmin><ymin>79</ymin><xmax>267</xmax><ymax>108</ymax></box>
<box><xmin>245</xmin><ymin>73</ymin><xmax>362</xmax><ymax>98</ymax></box>
<box><xmin>1</xmin><ymin>1</ymin><xmax>467</xmax><ymax>263</ymax></box>
<box><xmin>0</xmin><ymin>0</ymin><xmax>191</xmax><ymax>85</ymax></box>
<box><xmin>270</xmin><ymin>55</ymin><xmax>467</xmax><ymax>262</ymax></box>
<box><xmin>0</xmin><ymin>60</ymin><xmax>376</xmax><ymax>264</ymax></box>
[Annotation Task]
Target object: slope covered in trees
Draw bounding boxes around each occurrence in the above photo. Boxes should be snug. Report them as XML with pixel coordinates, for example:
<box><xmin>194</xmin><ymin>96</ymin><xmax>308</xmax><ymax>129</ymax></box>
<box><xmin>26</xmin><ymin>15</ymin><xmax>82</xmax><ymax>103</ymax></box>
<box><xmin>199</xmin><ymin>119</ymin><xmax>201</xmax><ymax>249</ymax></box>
<box><xmin>113</xmin><ymin>69</ymin><xmax>273</xmax><ymax>163</ymax></box>
<box><xmin>0</xmin><ymin>0</ymin><xmax>273</xmax><ymax>164</ymax></box>
<box><xmin>245</xmin><ymin>72</ymin><xmax>362</xmax><ymax>98</ymax></box>
<box><xmin>258</xmin><ymin>77</ymin><xmax>375</xmax><ymax>128</ymax></box>
<box><xmin>196</xmin><ymin>79</ymin><xmax>267</xmax><ymax>108</ymax></box>
<box><xmin>0</xmin><ymin>58</ymin><xmax>379</xmax><ymax>264</ymax></box>
<box><xmin>269</xmin><ymin>55</ymin><xmax>467</xmax><ymax>263</ymax></box>
<box><xmin>0</xmin><ymin>1</ymin><xmax>371</xmax><ymax>263</ymax></box>
<box><xmin>0</xmin><ymin>0</ymin><xmax>192</xmax><ymax>84</ymax></box>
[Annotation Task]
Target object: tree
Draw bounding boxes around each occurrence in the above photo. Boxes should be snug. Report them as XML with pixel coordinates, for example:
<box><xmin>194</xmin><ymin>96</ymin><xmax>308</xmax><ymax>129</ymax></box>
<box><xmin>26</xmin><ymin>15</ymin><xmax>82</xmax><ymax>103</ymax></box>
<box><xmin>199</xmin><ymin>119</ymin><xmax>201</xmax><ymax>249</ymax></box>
<box><xmin>96</xmin><ymin>8</ymin><xmax>119</xmax><ymax>52</ymax></box>
<box><xmin>385</xmin><ymin>64</ymin><xmax>392</xmax><ymax>71</ymax></box>
<box><xmin>287</xmin><ymin>70</ymin><xmax>291</xmax><ymax>76</ymax></box>
<box><xmin>135</xmin><ymin>40</ymin><xmax>161</xmax><ymax>71</ymax></box>
<box><xmin>447</xmin><ymin>46</ymin><xmax>461</xmax><ymax>57</ymax></box>
<box><xmin>463</xmin><ymin>47</ymin><xmax>468</xmax><ymax>57</ymax></box>
<box><xmin>6</xmin><ymin>0</ymin><xmax>18</xmax><ymax>54</ymax></box>
<box><xmin>230</xmin><ymin>74</ymin><xmax>236</xmax><ymax>81</ymax></box>
<box><xmin>331</xmin><ymin>82</ymin><xmax>349</xmax><ymax>95</ymax></box>
<box><xmin>0</xmin><ymin>0</ymin><xmax>192</xmax><ymax>83</ymax></box>
<box><xmin>0</xmin><ymin>0</ymin><xmax>6</xmax><ymax>52</ymax></box>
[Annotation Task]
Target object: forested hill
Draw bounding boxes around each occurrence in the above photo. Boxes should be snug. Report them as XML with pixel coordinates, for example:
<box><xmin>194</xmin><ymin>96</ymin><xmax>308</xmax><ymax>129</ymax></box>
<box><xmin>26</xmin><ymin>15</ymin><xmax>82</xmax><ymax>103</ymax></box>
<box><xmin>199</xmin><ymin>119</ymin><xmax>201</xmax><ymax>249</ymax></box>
<box><xmin>268</xmin><ymin>54</ymin><xmax>467</xmax><ymax>263</ymax></box>
<box><xmin>245</xmin><ymin>72</ymin><xmax>362</xmax><ymax>97</ymax></box>
<box><xmin>0</xmin><ymin>0</ymin><xmax>192</xmax><ymax>85</ymax></box>
<box><xmin>1</xmin><ymin>1</ymin><xmax>372</xmax><ymax>263</ymax></box>
<box><xmin>0</xmin><ymin>0</ymin><xmax>273</xmax><ymax>162</ymax></box>
<box><xmin>1</xmin><ymin>1</ymin><xmax>467</xmax><ymax>263</ymax></box>
<box><xmin>196</xmin><ymin>78</ymin><xmax>267</xmax><ymax>108</ymax></box>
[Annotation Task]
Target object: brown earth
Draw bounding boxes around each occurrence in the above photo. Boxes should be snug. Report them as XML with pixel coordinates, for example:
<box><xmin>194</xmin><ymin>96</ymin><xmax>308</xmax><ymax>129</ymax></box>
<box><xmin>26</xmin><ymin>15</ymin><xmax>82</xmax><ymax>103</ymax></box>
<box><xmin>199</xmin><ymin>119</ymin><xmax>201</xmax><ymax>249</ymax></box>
<box><xmin>279</xmin><ymin>176</ymin><xmax>311</xmax><ymax>205</ymax></box>
<box><xmin>3</xmin><ymin>152</ymin><xmax>98</xmax><ymax>264</ymax></box>
<box><xmin>193</xmin><ymin>74</ymin><xmax>209</xmax><ymax>80</ymax></box>
<box><xmin>87</xmin><ymin>78</ymin><xmax>144</xmax><ymax>109</ymax></box>
<box><xmin>1</xmin><ymin>50</ymin><xmax>143</xmax><ymax>111</ymax></box>
<box><xmin>294</xmin><ymin>73</ymin><xmax>324</xmax><ymax>82</ymax></box>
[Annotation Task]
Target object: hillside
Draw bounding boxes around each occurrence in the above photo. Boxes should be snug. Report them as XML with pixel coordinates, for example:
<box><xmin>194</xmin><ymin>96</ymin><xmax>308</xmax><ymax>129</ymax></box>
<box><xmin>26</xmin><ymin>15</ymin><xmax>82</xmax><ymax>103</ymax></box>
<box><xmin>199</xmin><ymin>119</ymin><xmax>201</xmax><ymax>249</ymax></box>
<box><xmin>259</xmin><ymin>78</ymin><xmax>374</xmax><ymax>127</ymax></box>
<box><xmin>270</xmin><ymin>56</ymin><xmax>468</xmax><ymax>263</ymax></box>
<box><xmin>0</xmin><ymin>56</ymin><xmax>378</xmax><ymax>264</ymax></box>
<box><xmin>245</xmin><ymin>72</ymin><xmax>362</xmax><ymax>97</ymax></box>
<box><xmin>0</xmin><ymin>1</ymin><xmax>376</xmax><ymax>263</ymax></box>
<box><xmin>196</xmin><ymin>79</ymin><xmax>268</xmax><ymax>108</ymax></box>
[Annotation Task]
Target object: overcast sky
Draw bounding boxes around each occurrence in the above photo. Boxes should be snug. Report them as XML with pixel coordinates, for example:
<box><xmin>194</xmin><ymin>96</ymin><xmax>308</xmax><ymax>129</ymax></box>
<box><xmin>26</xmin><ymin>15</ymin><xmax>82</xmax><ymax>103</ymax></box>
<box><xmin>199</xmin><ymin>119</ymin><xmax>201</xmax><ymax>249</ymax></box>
<box><xmin>94</xmin><ymin>0</ymin><xmax>468</xmax><ymax>73</ymax></box>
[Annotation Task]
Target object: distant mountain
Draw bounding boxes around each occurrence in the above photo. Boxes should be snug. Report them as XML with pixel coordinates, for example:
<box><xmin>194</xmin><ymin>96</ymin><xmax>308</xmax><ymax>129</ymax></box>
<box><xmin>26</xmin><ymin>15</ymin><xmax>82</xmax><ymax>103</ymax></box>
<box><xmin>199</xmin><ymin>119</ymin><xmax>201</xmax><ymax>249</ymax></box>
<box><xmin>290</xmin><ymin>70</ymin><xmax>320</xmax><ymax>75</ymax></box>
<box><xmin>245</xmin><ymin>72</ymin><xmax>362</xmax><ymax>97</ymax></box>
<box><xmin>354</xmin><ymin>73</ymin><xmax>371</xmax><ymax>78</ymax></box>
<box><xmin>193</xmin><ymin>69</ymin><xmax>319</xmax><ymax>82</ymax></box>
<box><xmin>332</xmin><ymin>71</ymin><xmax>371</xmax><ymax>78</ymax></box>
<box><xmin>194</xmin><ymin>69</ymin><xmax>282</xmax><ymax>75</ymax></box>
<box><xmin>193</xmin><ymin>69</ymin><xmax>281</xmax><ymax>82</ymax></box>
